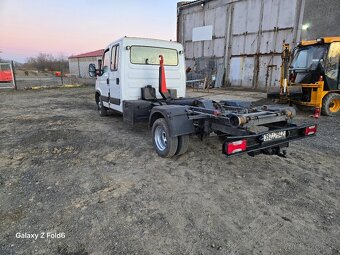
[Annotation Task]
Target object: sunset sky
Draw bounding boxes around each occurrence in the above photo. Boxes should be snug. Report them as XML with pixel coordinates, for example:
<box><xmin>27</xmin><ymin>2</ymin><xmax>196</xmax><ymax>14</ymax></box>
<box><xmin>0</xmin><ymin>0</ymin><xmax>185</xmax><ymax>62</ymax></box>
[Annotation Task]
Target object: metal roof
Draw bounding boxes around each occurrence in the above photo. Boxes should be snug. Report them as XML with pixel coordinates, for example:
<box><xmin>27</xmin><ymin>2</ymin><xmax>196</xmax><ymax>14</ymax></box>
<box><xmin>178</xmin><ymin>0</ymin><xmax>213</xmax><ymax>9</ymax></box>
<box><xmin>69</xmin><ymin>49</ymin><xmax>104</xmax><ymax>59</ymax></box>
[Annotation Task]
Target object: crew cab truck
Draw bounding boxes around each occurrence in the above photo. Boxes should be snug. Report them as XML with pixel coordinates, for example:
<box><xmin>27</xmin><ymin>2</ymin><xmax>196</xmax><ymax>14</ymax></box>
<box><xmin>90</xmin><ymin>37</ymin><xmax>317</xmax><ymax>158</ymax></box>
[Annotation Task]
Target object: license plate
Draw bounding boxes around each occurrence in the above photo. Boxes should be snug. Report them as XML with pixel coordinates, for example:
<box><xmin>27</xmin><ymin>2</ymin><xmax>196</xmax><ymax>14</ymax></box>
<box><xmin>262</xmin><ymin>131</ymin><xmax>286</xmax><ymax>142</ymax></box>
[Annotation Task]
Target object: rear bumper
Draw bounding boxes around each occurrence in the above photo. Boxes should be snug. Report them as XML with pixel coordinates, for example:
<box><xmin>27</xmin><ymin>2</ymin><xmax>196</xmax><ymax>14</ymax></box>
<box><xmin>222</xmin><ymin>124</ymin><xmax>316</xmax><ymax>157</ymax></box>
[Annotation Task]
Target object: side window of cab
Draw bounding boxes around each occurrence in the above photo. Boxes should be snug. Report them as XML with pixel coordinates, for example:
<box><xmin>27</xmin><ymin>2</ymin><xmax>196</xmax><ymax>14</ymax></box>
<box><xmin>102</xmin><ymin>49</ymin><xmax>110</xmax><ymax>74</ymax></box>
<box><xmin>325</xmin><ymin>42</ymin><xmax>340</xmax><ymax>84</ymax></box>
<box><xmin>111</xmin><ymin>44</ymin><xmax>120</xmax><ymax>71</ymax></box>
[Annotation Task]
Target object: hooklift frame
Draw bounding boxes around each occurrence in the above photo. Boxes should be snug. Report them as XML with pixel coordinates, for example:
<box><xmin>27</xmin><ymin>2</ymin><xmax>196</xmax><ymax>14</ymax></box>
<box><xmin>122</xmin><ymin>55</ymin><xmax>317</xmax><ymax>158</ymax></box>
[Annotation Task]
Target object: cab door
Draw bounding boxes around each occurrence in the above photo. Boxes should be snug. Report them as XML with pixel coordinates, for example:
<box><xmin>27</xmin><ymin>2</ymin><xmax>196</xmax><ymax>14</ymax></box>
<box><xmin>97</xmin><ymin>48</ymin><xmax>111</xmax><ymax>108</ymax></box>
<box><xmin>325</xmin><ymin>42</ymin><xmax>340</xmax><ymax>90</ymax></box>
<box><xmin>109</xmin><ymin>44</ymin><xmax>121</xmax><ymax>111</ymax></box>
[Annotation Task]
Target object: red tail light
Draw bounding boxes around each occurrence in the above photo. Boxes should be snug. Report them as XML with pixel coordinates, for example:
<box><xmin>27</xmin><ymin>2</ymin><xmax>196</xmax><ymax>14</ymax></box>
<box><xmin>226</xmin><ymin>140</ymin><xmax>247</xmax><ymax>155</ymax></box>
<box><xmin>305</xmin><ymin>125</ymin><xmax>317</xmax><ymax>135</ymax></box>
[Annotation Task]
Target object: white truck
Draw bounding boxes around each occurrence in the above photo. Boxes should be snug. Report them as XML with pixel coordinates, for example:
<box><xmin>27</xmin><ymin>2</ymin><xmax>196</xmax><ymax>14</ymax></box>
<box><xmin>89</xmin><ymin>37</ymin><xmax>317</xmax><ymax>158</ymax></box>
<box><xmin>92</xmin><ymin>37</ymin><xmax>186</xmax><ymax>114</ymax></box>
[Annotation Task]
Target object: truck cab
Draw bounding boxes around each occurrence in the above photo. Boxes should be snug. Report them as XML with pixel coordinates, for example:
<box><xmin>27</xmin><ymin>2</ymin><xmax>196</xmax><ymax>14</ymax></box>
<box><xmin>91</xmin><ymin>37</ymin><xmax>186</xmax><ymax>114</ymax></box>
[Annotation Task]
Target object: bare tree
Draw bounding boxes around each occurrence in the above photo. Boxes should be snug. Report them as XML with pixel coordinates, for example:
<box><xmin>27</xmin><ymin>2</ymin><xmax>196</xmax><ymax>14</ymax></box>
<box><xmin>24</xmin><ymin>53</ymin><xmax>69</xmax><ymax>73</ymax></box>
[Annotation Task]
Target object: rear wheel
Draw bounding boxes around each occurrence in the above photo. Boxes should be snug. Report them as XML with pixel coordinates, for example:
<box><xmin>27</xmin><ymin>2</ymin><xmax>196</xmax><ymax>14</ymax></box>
<box><xmin>322</xmin><ymin>93</ymin><xmax>340</xmax><ymax>116</ymax></box>
<box><xmin>152</xmin><ymin>118</ymin><xmax>178</xmax><ymax>158</ymax></box>
<box><xmin>215</xmin><ymin>131</ymin><xmax>228</xmax><ymax>142</ymax></box>
<box><xmin>175</xmin><ymin>135</ymin><xmax>189</xmax><ymax>156</ymax></box>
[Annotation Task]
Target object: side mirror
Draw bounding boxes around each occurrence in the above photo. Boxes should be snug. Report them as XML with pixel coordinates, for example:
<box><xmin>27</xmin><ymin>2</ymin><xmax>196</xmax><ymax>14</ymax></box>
<box><xmin>88</xmin><ymin>63</ymin><xmax>96</xmax><ymax>78</ymax></box>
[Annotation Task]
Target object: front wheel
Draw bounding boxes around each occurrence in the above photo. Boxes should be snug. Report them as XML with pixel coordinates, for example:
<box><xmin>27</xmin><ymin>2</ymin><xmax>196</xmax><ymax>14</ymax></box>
<box><xmin>322</xmin><ymin>93</ymin><xmax>340</xmax><ymax>116</ymax></box>
<box><xmin>152</xmin><ymin>118</ymin><xmax>178</xmax><ymax>158</ymax></box>
<box><xmin>96</xmin><ymin>94</ymin><xmax>108</xmax><ymax>117</ymax></box>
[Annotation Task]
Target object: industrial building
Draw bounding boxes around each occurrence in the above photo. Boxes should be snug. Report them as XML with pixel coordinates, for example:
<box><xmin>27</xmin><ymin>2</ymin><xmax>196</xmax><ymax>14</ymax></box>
<box><xmin>177</xmin><ymin>0</ymin><xmax>340</xmax><ymax>90</ymax></box>
<box><xmin>68</xmin><ymin>49</ymin><xmax>103</xmax><ymax>78</ymax></box>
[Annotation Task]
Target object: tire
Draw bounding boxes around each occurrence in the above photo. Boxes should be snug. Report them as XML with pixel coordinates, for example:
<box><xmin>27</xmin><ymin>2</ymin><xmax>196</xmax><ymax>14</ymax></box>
<box><xmin>215</xmin><ymin>131</ymin><xmax>228</xmax><ymax>142</ymax></box>
<box><xmin>97</xmin><ymin>95</ymin><xmax>108</xmax><ymax>117</ymax></box>
<box><xmin>152</xmin><ymin>118</ymin><xmax>178</xmax><ymax>158</ymax></box>
<box><xmin>322</xmin><ymin>93</ymin><xmax>340</xmax><ymax>116</ymax></box>
<box><xmin>175</xmin><ymin>135</ymin><xmax>189</xmax><ymax>156</ymax></box>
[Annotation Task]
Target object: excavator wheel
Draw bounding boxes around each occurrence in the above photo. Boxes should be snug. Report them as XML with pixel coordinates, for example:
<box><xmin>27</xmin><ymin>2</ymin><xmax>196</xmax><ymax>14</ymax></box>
<box><xmin>322</xmin><ymin>93</ymin><xmax>340</xmax><ymax>116</ymax></box>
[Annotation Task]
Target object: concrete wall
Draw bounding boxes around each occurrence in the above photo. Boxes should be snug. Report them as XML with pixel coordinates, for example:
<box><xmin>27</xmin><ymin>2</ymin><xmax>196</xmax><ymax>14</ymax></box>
<box><xmin>301</xmin><ymin>0</ymin><xmax>340</xmax><ymax>40</ymax></box>
<box><xmin>69</xmin><ymin>56</ymin><xmax>102</xmax><ymax>78</ymax></box>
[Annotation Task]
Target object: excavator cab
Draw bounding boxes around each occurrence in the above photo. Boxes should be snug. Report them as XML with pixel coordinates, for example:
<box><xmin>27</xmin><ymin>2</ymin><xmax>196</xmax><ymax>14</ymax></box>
<box><xmin>270</xmin><ymin>37</ymin><xmax>340</xmax><ymax>116</ymax></box>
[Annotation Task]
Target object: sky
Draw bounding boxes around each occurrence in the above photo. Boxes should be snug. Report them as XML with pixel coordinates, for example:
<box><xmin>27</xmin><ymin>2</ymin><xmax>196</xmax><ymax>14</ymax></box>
<box><xmin>0</xmin><ymin>0</ymin><xmax>186</xmax><ymax>62</ymax></box>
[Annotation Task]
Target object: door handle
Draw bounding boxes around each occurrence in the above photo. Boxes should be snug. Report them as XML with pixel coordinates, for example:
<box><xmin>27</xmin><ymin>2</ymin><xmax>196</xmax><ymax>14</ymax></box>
<box><xmin>106</xmin><ymin>78</ymin><xmax>109</xmax><ymax>85</ymax></box>
<box><xmin>116</xmin><ymin>78</ymin><xmax>119</xmax><ymax>85</ymax></box>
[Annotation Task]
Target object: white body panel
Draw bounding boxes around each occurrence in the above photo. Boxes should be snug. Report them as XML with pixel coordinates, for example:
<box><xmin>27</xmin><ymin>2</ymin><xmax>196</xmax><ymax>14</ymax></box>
<box><xmin>95</xmin><ymin>37</ymin><xmax>186</xmax><ymax>113</ymax></box>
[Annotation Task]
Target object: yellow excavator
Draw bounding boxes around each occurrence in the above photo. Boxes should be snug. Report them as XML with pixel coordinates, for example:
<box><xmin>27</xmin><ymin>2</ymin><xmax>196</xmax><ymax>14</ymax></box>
<box><xmin>268</xmin><ymin>37</ymin><xmax>340</xmax><ymax>116</ymax></box>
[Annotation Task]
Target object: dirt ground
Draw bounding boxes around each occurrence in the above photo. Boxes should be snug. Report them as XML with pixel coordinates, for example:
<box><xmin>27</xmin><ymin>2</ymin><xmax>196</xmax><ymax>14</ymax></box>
<box><xmin>0</xmin><ymin>86</ymin><xmax>339</xmax><ymax>255</ymax></box>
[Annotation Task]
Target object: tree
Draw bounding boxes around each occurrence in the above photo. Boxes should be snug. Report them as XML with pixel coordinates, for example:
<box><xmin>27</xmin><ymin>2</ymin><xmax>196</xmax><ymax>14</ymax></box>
<box><xmin>23</xmin><ymin>53</ymin><xmax>69</xmax><ymax>73</ymax></box>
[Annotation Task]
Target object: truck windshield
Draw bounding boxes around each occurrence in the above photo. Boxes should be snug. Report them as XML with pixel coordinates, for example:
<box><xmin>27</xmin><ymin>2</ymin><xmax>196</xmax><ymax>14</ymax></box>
<box><xmin>291</xmin><ymin>45</ymin><xmax>328</xmax><ymax>71</ymax></box>
<box><xmin>130</xmin><ymin>46</ymin><xmax>178</xmax><ymax>66</ymax></box>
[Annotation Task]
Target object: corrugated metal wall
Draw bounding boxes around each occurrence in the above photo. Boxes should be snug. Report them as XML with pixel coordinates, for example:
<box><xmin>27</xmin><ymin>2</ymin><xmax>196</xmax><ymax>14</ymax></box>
<box><xmin>178</xmin><ymin>0</ymin><xmax>304</xmax><ymax>90</ymax></box>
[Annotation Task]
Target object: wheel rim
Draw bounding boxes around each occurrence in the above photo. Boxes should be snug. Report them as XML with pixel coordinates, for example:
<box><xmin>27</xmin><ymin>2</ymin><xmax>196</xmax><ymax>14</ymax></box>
<box><xmin>98</xmin><ymin>100</ymin><xmax>102</xmax><ymax>110</ymax></box>
<box><xmin>329</xmin><ymin>98</ymin><xmax>340</xmax><ymax>113</ymax></box>
<box><xmin>154</xmin><ymin>125</ymin><xmax>167</xmax><ymax>151</ymax></box>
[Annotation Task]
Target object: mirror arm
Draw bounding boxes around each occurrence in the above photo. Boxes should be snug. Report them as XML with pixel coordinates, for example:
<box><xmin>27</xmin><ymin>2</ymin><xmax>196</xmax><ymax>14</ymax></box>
<box><xmin>98</xmin><ymin>59</ymin><xmax>102</xmax><ymax>75</ymax></box>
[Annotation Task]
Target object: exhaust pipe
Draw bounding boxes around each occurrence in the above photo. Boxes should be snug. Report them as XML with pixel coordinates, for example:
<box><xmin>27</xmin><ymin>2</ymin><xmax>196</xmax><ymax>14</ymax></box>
<box><xmin>229</xmin><ymin>114</ymin><xmax>247</xmax><ymax>127</ymax></box>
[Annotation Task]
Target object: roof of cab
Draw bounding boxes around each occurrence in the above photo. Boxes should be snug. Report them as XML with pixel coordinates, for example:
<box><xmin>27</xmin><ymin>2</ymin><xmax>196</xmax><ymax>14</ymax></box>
<box><xmin>299</xmin><ymin>37</ymin><xmax>340</xmax><ymax>46</ymax></box>
<box><xmin>106</xmin><ymin>37</ymin><xmax>183</xmax><ymax>48</ymax></box>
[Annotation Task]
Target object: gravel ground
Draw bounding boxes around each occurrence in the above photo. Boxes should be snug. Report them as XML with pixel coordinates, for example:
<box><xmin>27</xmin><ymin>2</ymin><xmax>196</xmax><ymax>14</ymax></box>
<box><xmin>0</xmin><ymin>86</ymin><xmax>339</xmax><ymax>255</ymax></box>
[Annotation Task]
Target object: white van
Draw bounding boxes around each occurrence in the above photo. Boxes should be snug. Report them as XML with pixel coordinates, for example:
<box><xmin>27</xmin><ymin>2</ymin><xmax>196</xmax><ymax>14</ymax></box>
<box><xmin>92</xmin><ymin>37</ymin><xmax>186</xmax><ymax>114</ymax></box>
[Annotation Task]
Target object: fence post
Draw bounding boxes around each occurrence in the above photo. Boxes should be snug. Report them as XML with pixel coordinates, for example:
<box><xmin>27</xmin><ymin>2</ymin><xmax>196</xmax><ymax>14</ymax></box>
<box><xmin>60</xmin><ymin>61</ymin><xmax>64</xmax><ymax>86</ymax></box>
<box><xmin>10</xmin><ymin>60</ymin><xmax>17</xmax><ymax>90</ymax></box>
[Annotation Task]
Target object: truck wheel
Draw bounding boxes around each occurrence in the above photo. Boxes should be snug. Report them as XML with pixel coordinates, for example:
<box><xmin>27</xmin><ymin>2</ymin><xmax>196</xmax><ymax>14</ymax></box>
<box><xmin>322</xmin><ymin>93</ymin><xmax>340</xmax><ymax>116</ymax></box>
<box><xmin>152</xmin><ymin>118</ymin><xmax>178</xmax><ymax>158</ymax></box>
<box><xmin>175</xmin><ymin>135</ymin><xmax>189</xmax><ymax>156</ymax></box>
<box><xmin>215</xmin><ymin>131</ymin><xmax>228</xmax><ymax>142</ymax></box>
<box><xmin>97</xmin><ymin>96</ymin><xmax>108</xmax><ymax>117</ymax></box>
